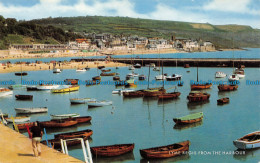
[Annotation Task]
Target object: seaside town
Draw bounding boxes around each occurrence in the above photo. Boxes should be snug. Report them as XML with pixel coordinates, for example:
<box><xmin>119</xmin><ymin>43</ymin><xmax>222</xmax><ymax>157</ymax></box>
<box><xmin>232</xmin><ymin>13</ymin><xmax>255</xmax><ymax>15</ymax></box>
<box><xmin>0</xmin><ymin>0</ymin><xmax>259</xmax><ymax>163</ymax></box>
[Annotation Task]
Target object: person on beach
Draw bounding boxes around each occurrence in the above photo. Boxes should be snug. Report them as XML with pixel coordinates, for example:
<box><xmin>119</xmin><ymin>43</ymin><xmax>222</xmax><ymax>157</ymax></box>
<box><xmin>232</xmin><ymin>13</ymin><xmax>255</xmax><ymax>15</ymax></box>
<box><xmin>30</xmin><ymin>121</ymin><xmax>43</xmax><ymax>157</ymax></box>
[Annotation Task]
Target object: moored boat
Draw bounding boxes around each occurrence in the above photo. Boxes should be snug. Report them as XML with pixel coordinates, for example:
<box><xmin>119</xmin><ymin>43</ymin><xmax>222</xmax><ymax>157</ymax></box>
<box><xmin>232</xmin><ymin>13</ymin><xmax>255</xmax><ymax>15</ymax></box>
<box><xmin>0</xmin><ymin>88</ymin><xmax>13</xmax><ymax>97</ymax></box>
<box><xmin>51</xmin><ymin>85</ymin><xmax>79</xmax><ymax>93</ymax></box>
<box><xmin>26</xmin><ymin>86</ymin><xmax>38</xmax><ymax>91</ymax></box>
<box><xmin>15</xmin><ymin>94</ymin><xmax>33</xmax><ymax>100</ymax></box>
<box><xmin>16</xmin><ymin>122</ymin><xmax>35</xmax><ymax>130</ymax></box>
<box><xmin>64</xmin><ymin>79</ymin><xmax>79</xmax><ymax>85</ymax></box>
<box><xmin>69</xmin><ymin>116</ymin><xmax>92</xmax><ymax>123</ymax></box>
<box><xmin>228</xmin><ymin>74</ymin><xmax>239</xmax><ymax>81</ymax></box>
<box><xmin>234</xmin><ymin>68</ymin><xmax>245</xmax><ymax>79</ymax></box>
<box><xmin>37</xmin><ymin>84</ymin><xmax>60</xmax><ymax>91</ymax></box>
<box><xmin>173</xmin><ymin>112</ymin><xmax>203</xmax><ymax>124</ymax></box>
<box><xmin>54</xmin><ymin>129</ymin><xmax>93</xmax><ymax>139</ymax></box>
<box><xmin>88</xmin><ymin>100</ymin><xmax>113</xmax><ymax>107</ymax></box>
<box><xmin>218</xmin><ymin>84</ymin><xmax>238</xmax><ymax>91</ymax></box>
<box><xmin>191</xmin><ymin>83</ymin><xmax>212</xmax><ymax>90</ymax></box>
<box><xmin>140</xmin><ymin>141</ymin><xmax>190</xmax><ymax>159</ymax></box>
<box><xmin>40</xmin><ymin>119</ymin><xmax>78</xmax><ymax>128</ymax></box>
<box><xmin>123</xmin><ymin>90</ymin><xmax>144</xmax><ymax>97</ymax></box>
<box><xmin>166</xmin><ymin>74</ymin><xmax>182</xmax><ymax>81</ymax></box>
<box><xmin>128</xmin><ymin>65</ymin><xmax>135</xmax><ymax>70</ymax></box>
<box><xmin>53</xmin><ymin>68</ymin><xmax>61</xmax><ymax>73</ymax></box>
<box><xmin>153</xmin><ymin>67</ymin><xmax>160</xmax><ymax>71</ymax></box>
<box><xmin>5</xmin><ymin>116</ymin><xmax>30</xmax><ymax>123</ymax></box>
<box><xmin>155</xmin><ymin>74</ymin><xmax>167</xmax><ymax>80</ymax></box>
<box><xmin>233</xmin><ymin>131</ymin><xmax>260</xmax><ymax>149</ymax></box>
<box><xmin>112</xmin><ymin>89</ymin><xmax>134</xmax><ymax>94</ymax></box>
<box><xmin>100</xmin><ymin>72</ymin><xmax>116</xmax><ymax>76</ymax></box>
<box><xmin>134</xmin><ymin>63</ymin><xmax>141</xmax><ymax>68</ymax></box>
<box><xmin>70</xmin><ymin>98</ymin><xmax>96</xmax><ymax>104</ymax></box>
<box><xmin>101</xmin><ymin>68</ymin><xmax>111</xmax><ymax>72</ymax></box>
<box><xmin>113</xmin><ymin>76</ymin><xmax>120</xmax><ymax>80</ymax></box>
<box><xmin>158</xmin><ymin>92</ymin><xmax>181</xmax><ymax>99</ymax></box>
<box><xmin>91</xmin><ymin>144</ymin><xmax>135</xmax><ymax>157</ymax></box>
<box><xmin>215</xmin><ymin>72</ymin><xmax>227</xmax><ymax>78</ymax></box>
<box><xmin>76</xmin><ymin>68</ymin><xmax>86</xmax><ymax>72</ymax></box>
<box><xmin>15</xmin><ymin>72</ymin><xmax>28</xmax><ymax>76</ymax></box>
<box><xmin>15</xmin><ymin>107</ymin><xmax>48</xmax><ymax>114</ymax></box>
<box><xmin>51</xmin><ymin>113</ymin><xmax>80</xmax><ymax>120</ymax></box>
<box><xmin>92</xmin><ymin>76</ymin><xmax>101</xmax><ymax>81</ymax></box>
<box><xmin>187</xmin><ymin>91</ymin><xmax>210</xmax><ymax>102</ymax></box>
<box><xmin>138</xmin><ymin>74</ymin><xmax>146</xmax><ymax>80</ymax></box>
<box><xmin>143</xmin><ymin>87</ymin><xmax>166</xmax><ymax>97</ymax></box>
<box><xmin>217</xmin><ymin>97</ymin><xmax>229</xmax><ymax>104</ymax></box>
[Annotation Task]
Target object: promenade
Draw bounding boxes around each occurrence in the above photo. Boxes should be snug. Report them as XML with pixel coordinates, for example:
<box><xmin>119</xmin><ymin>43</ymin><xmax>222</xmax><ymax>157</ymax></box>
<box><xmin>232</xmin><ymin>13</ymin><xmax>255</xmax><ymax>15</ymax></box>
<box><xmin>0</xmin><ymin>124</ymin><xmax>83</xmax><ymax>163</ymax></box>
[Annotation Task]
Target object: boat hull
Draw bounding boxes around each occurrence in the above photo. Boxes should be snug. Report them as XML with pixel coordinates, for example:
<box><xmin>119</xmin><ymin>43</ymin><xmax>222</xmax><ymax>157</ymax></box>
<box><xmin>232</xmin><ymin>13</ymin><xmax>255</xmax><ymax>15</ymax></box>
<box><xmin>218</xmin><ymin>85</ymin><xmax>238</xmax><ymax>91</ymax></box>
<box><xmin>40</xmin><ymin>120</ymin><xmax>78</xmax><ymax>128</ymax></box>
<box><xmin>191</xmin><ymin>84</ymin><xmax>212</xmax><ymax>90</ymax></box>
<box><xmin>15</xmin><ymin>95</ymin><xmax>33</xmax><ymax>100</ymax></box>
<box><xmin>233</xmin><ymin>131</ymin><xmax>260</xmax><ymax>149</ymax></box>
<box><xmin>15</xmin><ymin>107</ymin><xmax>48</xmax><ymax>114</ymax></box>
<box><xmin>5</xmin><ymin>116</ymin><xmax>30</xmax><ymax>123</ymax></box>
<box><xmin>158</xmin><ymin>92</ymin><xmax>181</xmax><ymax>99</ymax></box>
<box><xmin>91</xmin><ymin>144</ymin><xmax>135</xmax><ymax>157</ymax></box>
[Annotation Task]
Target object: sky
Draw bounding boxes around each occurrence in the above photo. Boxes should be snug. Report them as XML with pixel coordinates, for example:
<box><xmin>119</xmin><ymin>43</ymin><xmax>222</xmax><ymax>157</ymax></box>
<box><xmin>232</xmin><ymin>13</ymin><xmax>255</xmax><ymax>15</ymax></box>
<box><xmin>0</xmin><ymin>0</ymin><xmax>259</xmax><ymax>29</ymax></box>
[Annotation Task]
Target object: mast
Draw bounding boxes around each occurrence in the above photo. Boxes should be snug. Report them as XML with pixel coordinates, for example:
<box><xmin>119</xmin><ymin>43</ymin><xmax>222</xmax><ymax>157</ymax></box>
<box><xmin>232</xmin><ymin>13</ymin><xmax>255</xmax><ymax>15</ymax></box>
<box><xmin>162</xmin><ymin>61</ymin><xmax>164</xmax><ymax>88</ymax></box>
<box><xmin>20</xmin><ymin>53</ymin><xmax>22</xmax><ymax>84</ymax></box>
<box><xmin>147</xmin><ymin>65</ymin><xmax>150</xmax><ymax>89</ymax></box>
<box><xmin>197</xmin><ymin>64</ymin><xmax>199</xmax><ymax>82</ymax></box>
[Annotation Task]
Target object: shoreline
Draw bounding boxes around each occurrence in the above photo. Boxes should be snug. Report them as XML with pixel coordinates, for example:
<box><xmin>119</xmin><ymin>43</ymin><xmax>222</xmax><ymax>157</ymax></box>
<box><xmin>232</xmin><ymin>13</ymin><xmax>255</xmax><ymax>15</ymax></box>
<box><xmin>0</xmin><ymin>48</ymin><xmax>244</xmax><ymax>61</ymax></box>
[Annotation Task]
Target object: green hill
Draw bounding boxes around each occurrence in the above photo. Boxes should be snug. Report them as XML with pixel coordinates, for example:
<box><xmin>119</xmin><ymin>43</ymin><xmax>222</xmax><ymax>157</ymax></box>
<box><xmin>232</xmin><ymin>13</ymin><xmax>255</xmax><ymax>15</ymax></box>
<box><xmin>28</xmin><ymin>16</ymin><xmax>260</xmax><ymax>48</ymax></box>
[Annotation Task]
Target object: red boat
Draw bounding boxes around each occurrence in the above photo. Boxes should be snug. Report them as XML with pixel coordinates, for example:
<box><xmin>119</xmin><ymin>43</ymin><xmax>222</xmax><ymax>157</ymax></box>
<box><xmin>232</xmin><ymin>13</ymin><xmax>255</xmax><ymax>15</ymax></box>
<box><xmin>143</xmin><ymin>88</ymin><xmax>166</xmax><ymax>97</ymax></box>
<box><xmin>158</xmin><ymin>92</ymin><xmax>181</xmax><ymax>99</ymax></box>
<box><xmin>91</xmin><ymin>144</ymin><xmax>135</xmax><ymax>157</ymax></box>
<box><xmin>191</xmin><ymin>83</ymin><xmax>212</xmax><ymax>90</ymax></box>
<box><xmin>54</xmin><ymin>129</ymin><xmax>93</xmax><ymax>139</ymax></box>
<box><xmin>187</xmin><ymin>91</ymin><xmax>210</xmax><ymax>102</ymax></box>
<box><xmin>40</xmin><ymin>120</ymin><xmax>78</xmax><ymax>128</ymax></box>
<box><xmin>217</xmin><ymin>97</ymin><xmax>230</xmax><ymax>104</ymax></box>
<box><xmin>218</xmin><ymin>84</ymin><xmax>238</xmax><ymax>91</ymax></box>
<box><xmin>17</xmin><ymin>122</ymin><xmax>34</xmax><ymax>130</ymax></box>
<box><xmin>15</xmin><ymin>95</ymin><xmax>33</xmax><ymax>100</ymax></box>
<box><xmin>140</xmin><ymin>141</ymin><xmax>190</xmax><ymax>159</ymax></box>
<box><xmin>123</xmin><ymin>90</ymin><xmax>144</xmax><ymax>97</ymax></box>
<box><xmin>64</xmin><ymin>79</ymin><xmax>79</xmax><ymax>85</ymax></box>
<box><xmin>68</xmin><ymin>116</ymin><xmax>92</xmax><ymax>123</ymax></box>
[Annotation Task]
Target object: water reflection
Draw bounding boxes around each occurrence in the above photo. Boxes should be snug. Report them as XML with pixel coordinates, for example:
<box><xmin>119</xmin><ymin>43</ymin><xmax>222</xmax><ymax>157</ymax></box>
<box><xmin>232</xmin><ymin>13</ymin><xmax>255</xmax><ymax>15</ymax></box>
<box><xmin>92</xmin><ymin>151</ymin><xmax>135</xmax><ymax>163</ymax></box>
<box><xmin>233</xmin><ymin>148</ymin><xmax>260</xmax><ymax>161</ymax></box>
<box><xmin>187</xmin><ymin>100</ymin><xmax>210</xmax><ymax>109</ymax></box>
<box><xmin>140</xmin><ymin>153</ymin><xmax>190</xmax><ymax>163</ymax></box>
<box><xmin>173</xmin><ymin>121</ymin><xmax>203</xmax><ymax>130</ymax></box>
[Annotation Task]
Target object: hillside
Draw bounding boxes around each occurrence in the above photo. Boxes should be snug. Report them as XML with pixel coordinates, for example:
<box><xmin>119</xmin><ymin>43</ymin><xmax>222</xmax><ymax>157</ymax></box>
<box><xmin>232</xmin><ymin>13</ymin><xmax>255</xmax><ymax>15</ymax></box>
<box><xmin>28</xmin><ymin>16</ymin><xmax>260</xmax><ymax>48</ymax></box>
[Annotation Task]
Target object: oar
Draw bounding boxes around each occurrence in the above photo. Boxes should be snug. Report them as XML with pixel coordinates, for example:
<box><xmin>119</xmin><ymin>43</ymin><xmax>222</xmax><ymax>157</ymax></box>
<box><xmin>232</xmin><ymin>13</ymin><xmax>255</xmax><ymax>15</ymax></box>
<box><xmin>26</xmin><ymin>124</ymin><xmax>32</xmax><ymax>139</ymax></box>
<box><xmin>44</xmin><ymin>128</ymin><xmax>52</xmax><ymax>148</ymax></box>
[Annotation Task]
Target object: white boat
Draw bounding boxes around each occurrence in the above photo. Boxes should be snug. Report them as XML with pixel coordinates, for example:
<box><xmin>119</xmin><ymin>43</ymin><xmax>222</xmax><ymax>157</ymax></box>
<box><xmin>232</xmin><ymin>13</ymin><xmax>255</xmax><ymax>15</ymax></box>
<box><xmin>53</xmin><ymin>68</ymin><xmax>61</xmax><ymax>73</ymax></box>
<box><xmin>70</xmin><ymin>98</ymin><xmax>96</xmax><ymax>104</ymax></box>
<box><xmin>166</xmin><ymin>74</ymin><xmax>182</xmax><ymax>81</ymax></box>
<box><xmin>76</xmin><ymin>68</ymin><xmax>86</xmax><ymax>72</ymax></box>
<box><xmin>234</xmin><ymin>68</ymin><xmax>245</xmax><ymax>79</ymax></box>
<box><xmin>50</xmin><ymin>113</ymin><xmax>80</xmax><ymax>120</ymax></box>
<box><xmin>128</xmin><ymin>65</ymin><xmax>135</xmax><ymax>70</ymax></box>
<box><xmin>0</xmin><ymin>88</ymin><xmax>13</xmax><ymax>97</ymax></box>
<box><xmin>127</xmin><ymin>73</ymin><xmax>139</xmax><ymax>78</ymax></box>
<box><xmin>37</xmin><ymin>85</ymin><xmax>60</xmax><ymax>91</ymax></box>
<box><xmin>145</xmin><ymin>63</ymin><xmax>156</xmax><ymax>68</ymax></box>
<box><xmin>155</xmin><ymin>74</ymin><xmax>167</xmax><ymax>80</ymax></box>
<box><xmin>112</xmin><ymin>89</ymin><xmax>134</xmax><ymax>94</ymax></box>
<box><xmin>215</xmin><ymin>72</ymin><xmax>227</xmax><ymax>78</ymax></box>
<box><xmin>87</xmin><ymin>100</ymin><xmax>113</xmax><ymax>107</ymax></box>
<box><xmin>5</xmin><ymin>116</ymin><xmax>30</xmax><ymax>123</ymax></box>
<box><xmin>153</xmin><ymin>67</ymin><xmax>160</xmax><ymax>71</ymax></box>
<box><xmin>15</xmin><ymin>107</ymin><xmax>48</xmax><ymax>114</ymax></box>
<box><xmin>233</xmin><ymin>131</ymin><xmax>260</xmax><ymax>149</ymax></box>
<box><xmin>134</xmin><ymin>63</ymin><xmax>141</xmax><ymax>68</ymax></box>
<box><xmin>228</xmin><ymin>74</ymin><xmax>239</xmax><ymax>81</ymax></box>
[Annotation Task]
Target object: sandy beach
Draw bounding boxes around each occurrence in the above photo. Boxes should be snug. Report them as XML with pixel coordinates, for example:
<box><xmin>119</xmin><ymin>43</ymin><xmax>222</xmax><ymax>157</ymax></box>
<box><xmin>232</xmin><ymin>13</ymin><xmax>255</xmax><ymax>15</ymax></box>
<box><xmin>0</xmin><ymin>61</ymin><xmax>127</xmax><ymax>73</ymax></box>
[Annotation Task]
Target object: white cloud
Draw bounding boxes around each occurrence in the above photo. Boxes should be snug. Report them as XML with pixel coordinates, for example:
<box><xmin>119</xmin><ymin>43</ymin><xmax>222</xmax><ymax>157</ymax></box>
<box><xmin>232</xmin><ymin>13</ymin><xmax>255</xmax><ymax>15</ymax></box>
<box><xmin>0</xmin><ymin>0</ymin><xmax>259</xmax><ymax>28</ymax></box>
<box><xmin>203</xmin><ymin>0</ymin><xmax>260</xmax><ymax>15</ymax></box>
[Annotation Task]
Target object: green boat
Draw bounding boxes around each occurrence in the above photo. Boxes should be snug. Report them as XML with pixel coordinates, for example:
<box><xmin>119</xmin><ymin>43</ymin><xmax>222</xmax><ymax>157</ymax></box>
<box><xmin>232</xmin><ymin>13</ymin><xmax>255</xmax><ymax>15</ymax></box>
<box><xmin>173</xmin><ymin>112</ymin><xmax>203</xmax><ymax>124</ymax></box>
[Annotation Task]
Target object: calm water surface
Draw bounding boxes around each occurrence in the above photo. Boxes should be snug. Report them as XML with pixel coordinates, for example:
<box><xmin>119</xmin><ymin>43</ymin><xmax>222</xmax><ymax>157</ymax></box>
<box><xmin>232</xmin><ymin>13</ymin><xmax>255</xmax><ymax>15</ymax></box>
<box><xmin>0</xmin><ymin>65</ymin><xmax>259</xmax><ymax>162</ymax></box>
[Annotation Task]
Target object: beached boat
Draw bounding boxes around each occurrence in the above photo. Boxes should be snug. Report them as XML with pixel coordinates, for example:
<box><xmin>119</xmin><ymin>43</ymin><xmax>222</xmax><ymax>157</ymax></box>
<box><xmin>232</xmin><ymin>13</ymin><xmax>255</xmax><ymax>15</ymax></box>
<box><xmin>64</xmin><ymin>79</ymin><xmax>79</xmax><ymax>85</ymax></box>
<box><xmin>158</xmin><ymin>92</ymin><xmax>181</xmax><ymax>99</ymax></box>
<box><xmin>215</xmin><ymin>72</ymin><xmax>227</xmax><ymax>78</ymax></box>
<box><xmin>100</xmin><ymin>72</ymin><xmax>116</xmax><ymax>76</ymax></box>
<box><xmin>91</xmin><ymin>143</ymin><xmax>135</xmax><ymax>157</ymax></box>
<box><xmin>233</xmin><ymin>131</ymin><xmax>260</xmax><ymax>149</ymax></box>
<box><xmin>76</xmin><ymin>68</ymin><xmax>86</xmax><ymax>72</ymax></box>
<box><xmin>70</xmin><ymin>98</ymin><xmax>96</xmax><ymax>104</ymax></box>
<box><xmin>217</xmin><ymin>97</ymin><xmax>229</xmax><ymax>104</ymax></box>
<box><xmin>53</xmin><ymin>68</ymin><xmax>61</xmax><ymax>73</ymax></box>
<box><xmin>173</xmin><ymin>112</ymin><xmax>203</xmax><ymax>124</ymax></box>
<box><xmin>41</xmin><ymin>136</ymin><xmax>89</xmax><ymax>149</ymax></box>
<box><xmin>101</xmin><ymin>68</ymin><xmax>111</xmax><ymax>72</ymax></box>
<box><xmin>37</xmin><ymin>85</ymin><xmax>60</xmax><ymax>91</ymax></box>
<box><xmin>140</xmin><ymin>140</ymin><xmax>190</xmax><ymax>159</ymax></box>
<box><xmin>26</xmin><ymin>86</ymin><xmax>38</xmax><ymax>91</ymax></box>
<box><xmin>0</xmin><ymin>88</ymin><xmax>13</xmax><ymax>97</ymax></box>
<box><xmin>5</xmin><ymin>116</ymin><xmax>30</xmax><ymax>123</ymax></box>
<box><xmin>138</xmin><ymin>74</ymin><xmax>146</xmax><ymax>80</ymax></box>
<box><xmin>51</xmin><ymin>113</ymin><xmax>80</xmax><ymax>120</ymax></box>
<box><xmin>16</xmin><ymin>122</ymin><xmax>34</xmax><ymax>130</ymax></box>
<box><xmin>40</xmin><ymin>119</ymin><xmax>78</xmax><ymax>128</ymax></box>
<box><xmin>87</xmin><ymin>100</ymin><xmax>113</xmax><ymax>107</ymax></box>
<box><xmin>228</xmin><ymin>74</ymin><xmax>239</xmax><ymax>81</ymax></box>
<box><xmin>51</xmin><ymin>85</ymin><xmax>80</xmax><ymax>93</ymax></box>
<box><xmin>166</xmin><ymin>74</ymin><xmax>182</xmax><ymax>81</ymax></box>
<box><xmin>54</xmin><ymin>129</ymin><xmax>93</xmax><ymax>139</ymax></box>
<box><xmin>15</xmin><ymin>107</ymin><xmax>48</xmax><ymax>114</ymax></box>
<box><xmin>218</xmin><ymin>84</ymin><xmax>238</xmax><ymax>91</ymax></box>
<box><xmin>15</xmin><ymin>72</ymin><xmax>28</xmax><ymax>76</ymax></box>
<box><xmin>187</xmin><ymin>91</ymin><xmax>210</xmax><ymax>102</ymax></box>
<box><xmin>113</xmin><ymin>76</ymin><xmax>120</xmax><ymax>80</ymax></box>
<box><xmin>15</xmin><ymin>94</ymin><xmax>33</xmax><ymax>100</ymax></box>
<box><xmin>112</xmin><ymin>89</ymin><xmax>134</xmax><ymax>94</ymax></box>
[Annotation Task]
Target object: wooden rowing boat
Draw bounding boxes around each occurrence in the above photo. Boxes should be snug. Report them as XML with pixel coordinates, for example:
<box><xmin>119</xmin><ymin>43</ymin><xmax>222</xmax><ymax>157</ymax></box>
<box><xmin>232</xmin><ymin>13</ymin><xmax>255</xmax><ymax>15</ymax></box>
<box><xmin>54</xmin><ymin>129</ymin><xmax>93</xmax><ymax>139</ymax></box>
<box><xmin>64</xmin><ymin>79</ymin><xmax>79</xmax><ymax>85</ymax></box>
<box><xmin>91</xmin><ymin>144</ymin><xmax>135</xmax><ymax>157</ymax></box>
<box><xmin>173</xmin><ymin>112</ymin><xmax>203</xmax><ymax>124</ymax></box>
<box><xmin>65</xmin><ymin>116</ymin><xmax>92</xmax><ymax>123</ymax></box>
<box><xmin>17</xmin><ymin>122</ymin><xmax>35</xmax><ymax>130</ymax></box>
<box><xmin>40</xmin><ymin>120</ymin><xmax>78</xmax><ymax>128</ymax></box>
<box><xmin>158</xmin><ymin>92</ymin><xmax>181</xmax><ymax>99</ymax></box>
<box><xmin>190</xmin><ymin>83</ymin><xmax>212</xmax><ymax>90</ymax></box>
<box><xmin>15</xmin><ymin>107</ymin><xmax>48</xmax><ymax>114</ymax></box>
<box><xmin>51</xmin><ymin>113</ymin><xmax>80</xmax><ymax>120</ymax></box>
<box><xmin>233</xmin><ymin>131</ymin><xmax>260</xmax><ymax>149</ymax></box>
<box><xmin>100</xmin><ymin>72</ymin><xmax>116</xmax><ymax>76</ymax></box>
<box><xmin>123</xmin><ymin>90</ymin><xmax>144</xmax><ymax>97</ymax></box>
<box><xmin>15</xmin><ymin>94</ymin><xmax>33</xmax><ymax>100</ymax></box>
<box><xmin>15</xmin><ymin>72</ymin><xmax>28</xmax><ymax>76</ymax></box>
<box><xmin>187</xmin><ymin>91</ymin><xmax>210</xmax><ymax>102</ymax></box>
<box><xmin>5</xmin><ymin>116</ymin><xmax>30</xmax><ymax>123</ymax></box>
<box><xmin>143</xmin><ymin>88</ymin><xmax>166</xmax><ymax>97</ymax></box>
<box><xmin>70</xmin><ymin>98</ymin><xmax>96</xmax><ymax>104</ymax></box>
<box><xmin>140</xmin><ymin>141</ymin><xmax>190</xmax><ymax>159</ymax></box>
<box><xmin>217</xmin><ymin>97</ymin><xmax>230</xmax><ymax>104</ymax></box>
<box><xmin>51</xmin><ymin>85</ymin><xmax>79</xmax><ymax>93</ymax></box>
<box><xmin>218</xmin><ymin>84</ymin><xmax>238</xmax><ymax>91</ymax></box>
